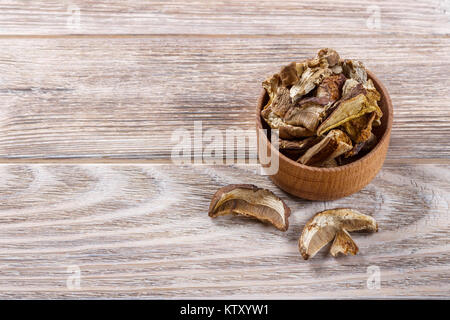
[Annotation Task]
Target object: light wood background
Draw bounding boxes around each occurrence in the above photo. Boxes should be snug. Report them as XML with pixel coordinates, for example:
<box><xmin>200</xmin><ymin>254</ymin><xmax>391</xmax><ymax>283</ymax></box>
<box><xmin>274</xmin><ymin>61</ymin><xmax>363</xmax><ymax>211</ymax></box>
<box><xmin>0</xmin><ymin>0</ymin><xmax>449</xmax><ymax>299</ymax></box>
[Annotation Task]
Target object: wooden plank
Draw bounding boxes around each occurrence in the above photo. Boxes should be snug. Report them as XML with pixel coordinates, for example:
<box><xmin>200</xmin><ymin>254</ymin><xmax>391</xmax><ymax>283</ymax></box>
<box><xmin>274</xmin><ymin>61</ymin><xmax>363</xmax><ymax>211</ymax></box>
<box><xmin>0</xmin><ymin>0</ymin><xmax>448</xmax><ymax>35</ymax></box>
<box><xmin>0</xmin><ymin>36</ymin><xmax>449</xmax><ymax>160</ymax></box>
<box><xmin>0</xmin><ymin>163</ymin><xmax>448</xmax><ymax>298</ymax></box>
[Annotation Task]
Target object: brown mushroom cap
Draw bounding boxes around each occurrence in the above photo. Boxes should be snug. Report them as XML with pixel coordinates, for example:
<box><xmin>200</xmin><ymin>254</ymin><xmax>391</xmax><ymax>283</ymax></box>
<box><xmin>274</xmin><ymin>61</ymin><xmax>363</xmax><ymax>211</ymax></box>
<box><xmin>298</xmin><ymin>208</ymin><xmax>378</xmax><ymax>260</ymax></box>
<box><xmin>208</xmin><ymin>184</ymin><xmax>291</xmax><ymax>231</ymax></box>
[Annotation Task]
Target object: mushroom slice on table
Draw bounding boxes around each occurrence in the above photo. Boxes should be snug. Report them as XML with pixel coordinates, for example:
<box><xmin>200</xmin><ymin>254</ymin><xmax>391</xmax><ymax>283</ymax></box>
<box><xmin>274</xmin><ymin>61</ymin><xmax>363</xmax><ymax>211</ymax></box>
<box><xmin>298</xmin><ymin>208</ymin><xmax>378</xmax><ymax>260</ymax></box>
<box><xmin>208</xmin><ymin>184</ymin><xmax>291</xmax><ymax>231</ymax></box>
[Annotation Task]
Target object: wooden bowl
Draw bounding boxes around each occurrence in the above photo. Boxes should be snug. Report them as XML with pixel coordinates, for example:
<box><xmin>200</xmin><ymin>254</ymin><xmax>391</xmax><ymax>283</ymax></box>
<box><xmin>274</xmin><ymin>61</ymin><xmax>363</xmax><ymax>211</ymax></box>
<box><xmin>256</xmin><ymin>70</ymin><xmax>393</xmax><ymax>201</ymax></box>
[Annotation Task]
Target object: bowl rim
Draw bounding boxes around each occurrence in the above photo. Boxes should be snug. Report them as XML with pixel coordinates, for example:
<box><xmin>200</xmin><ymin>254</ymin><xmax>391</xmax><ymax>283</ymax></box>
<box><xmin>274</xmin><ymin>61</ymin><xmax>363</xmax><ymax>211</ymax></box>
<box><xmin>256</xmin><ymin>70</ymin><xmax>394</xmax><ymax>173</ymax></box>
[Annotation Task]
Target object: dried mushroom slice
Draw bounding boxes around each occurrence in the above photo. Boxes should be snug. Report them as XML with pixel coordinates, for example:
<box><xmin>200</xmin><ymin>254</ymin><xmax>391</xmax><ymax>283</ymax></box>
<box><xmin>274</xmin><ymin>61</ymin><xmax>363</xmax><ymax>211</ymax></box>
<box><xmin>208</xmin><ymin>184</ymin><xmax>291</xmax><ymax>231</ymax></box>
<box><xmin>283</xmin><ymin>103</ymin><xmax>325</xmax><ymax>132</ymax></box>
<box><xmin>315</xmin><ymin>73</ymin><xmax>347</xmax><ymax>105</ymax></box>
<box><xmin>342</xmin><ymin>112</ymin><xmax>376</xmax><ymax>143</ymax></box>
<box><xmin>290</xmin><ymin>67</ymin><xmax>332</xmax><ymax>103</ymax></box>
<box><xmin>270</xmin><ymin>87</ymin><xmax>295</xmax><ymax>118</ymax></box>
<box><xmin>279</xmin><ymin>136</ymin><xmax>322</xmax><ymax>160</ymax></box>
<box><xmin>364</xmin><ymin>79</ymin><xmax>383</xmax><ymax>125</ymax></box>
<box><xmin>298</xmin><ymin>129</ymin><xmax>352</xmax><ymax>166</ymax></box>
<box><xmin>295</xmin><ymin>61</ymin><xmax>307</xmax><ymax>78</ymax></box>
<box><xmin>298</xmin><ymin>208</ymin><xmax>378</xmax><ymax>260</ymax></box>
<box><xmin>343</xmin><ymin>59</ymin><xmax>367</xmax><ymax>83</ymax></box>
<box><xmin>316</xmin><ymin>48</ymin><xmax>340</xmax><ymax>67</ymax></box>
<box><xmin>262</xmin><ymin>73</ymin><xmax>281</xmax><ymax>110</ymax></box>
<box><xmin>261</xmin><ymin>107</ymin><xmax>314</xmax><ymax>139</ymax></box>
<box><xmin>290</xmin><ymin>48</ymin><xmax>343</xmax><ymax>102</ymax></box>
<box><xmin>268</xmin><ymin>87</ymin><xmax>325</xmax><ymax>132</ymax></box>
<box><xmin>329</xmin><ymin>229</ymin><xmax>359</xmax><ymax>257</ymax></box>
<box><xmin>345</xmin><ymin>133</ymin><xmax>377</xmax><ymax>158</ymax></box>
<box><xmin>342</xmin><ymin>78</ymin><xmax>360</xmax><ymax>97</ymax></box>
<box><xmin>316</xmin><ymin>86</ymin><xmax>377</xmax><ymax>137</ymax></box>
<box><xmin>322</xmin><ymin>81</ymin><xmax>367</xmax><ymax>123</ymax></box>
<box><xmin>342</xmin><ymin>79</ymin><xmax>382</xmax><ymax>128</ymax></box>
<box><xmin>279</xmin><ymin>62</ymin><xmax>299</xmax><ymax>87</ymax></box>
<box><xmin>261</xmin><ymin>87</ymin><xmax>315</xmax><ymax>138</ymax></box>
<box><xmin>279</xmin><ymin>136</ymin><xmax>318</xmax><ymax>151</ymax></box>
<box><xmin>278</xmin><ymin>125</ymin><xmax>315</xmax><ymax>140</ymax></box>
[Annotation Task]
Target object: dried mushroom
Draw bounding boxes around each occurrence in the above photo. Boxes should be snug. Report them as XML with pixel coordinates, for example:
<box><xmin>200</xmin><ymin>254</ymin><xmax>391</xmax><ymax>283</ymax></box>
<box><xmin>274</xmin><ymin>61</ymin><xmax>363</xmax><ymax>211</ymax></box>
<box><xmin>315</xmin><ymin>73</ymin><xmax>347</xmax><ymax>105</ymax></box>
<box><xmin>290</xmin><ymin>67</ymin><xmax>332</xmax><ymax>103</ymax></box>
<box><xmin>268</xmin><ymin>84</ymin><xmax>327</xmax><ymax>132</ymax></box>
<box><xmin>262</xmin><ymin>73</ymin><xmax>281</xmax><ymax>110</ymax></box>
<box><xmin>363</xmin><ymin>79</ymin><xmax>383</xmax><ymax>126</ymax></box>
<box><xmin>316</xmin><ymin>87</ymin><xmax>376</xmax><ymax>137</ymax></box>
<box><xmin>283</xmin><ymin>103</ymin><xmax>324</xmax><ymax>132</ymax></box>
<box><xmin>279</xmin><ymin>136</ymin><xmax>321</xmax><ymax>160</ymax></box>
<box><xmin>343</xmin><ymin>59</ymin><xmax>367</xmax><ymax>83</ymax></box>
<box><xmin>279</xmin><ymin>137</ymin><xmax>320</xmax><ymax>161</ymax></box>
<box><xmin>317</xmin><ymin>48</ymin><xmax>340</xmax><ymax>67</ymax></box>
<box><xmin>342</xmin><ymin>112</ymin><xmax>376</xmax><ymax>144</ymax></box>
<box><xmin>298</xmin><ymin>129</ymin><xmax>352</xmax><ymax>166</ymax></box>
<box><xmin>269</xmin><ymin>87</ymin><xmax>294</xmax><ymax>118</ymax></box>
<box><xmin>298</xmin><ymin>208</ymin><xmax>378</xmax><ymax>260</ymax></box>
<box><xmin>208</xmin><ymin>184</ymin><xmax>291</xmax><ymax>231</ymax></box>
<box><xmin>279</xmin><ymin>136</ymin><xmax>318</xmax><ymax>152</ymax></box>
<box><xmin>342</xmin><ymin>78</ymin><xmax>359</xmax><ymax>97</ymax></box>
<box><xmin>261</xmin><ymin>107</ymin><xmax>314</xmax><ymax>139</ymax></box>
<box><xmin>261</xmin><ymin>48</ymin><xmax>383</xmax><ymax>167</ymax></box>
<box><xmin>261</xmin><ymin>88</ymin><xmax>315</xmax><ymax>139</ymax></box>
<box><xmin>344</xmin><ymin>132</ymin><xmax>378</xmax><ymax>158</ymax></box>
<box><xmin>279</xmin><ymin>62</ymin><xmax>299</xmax><ymax>87</ymax></box>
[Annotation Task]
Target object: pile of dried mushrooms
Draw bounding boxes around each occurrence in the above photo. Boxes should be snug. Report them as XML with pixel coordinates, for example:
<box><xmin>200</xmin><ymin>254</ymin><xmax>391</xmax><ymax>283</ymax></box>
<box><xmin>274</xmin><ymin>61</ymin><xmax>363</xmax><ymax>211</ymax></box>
<box><xmin>208</xmin><ymin>184</ymin><xmax>378</xmax><ymax>259</ymax></box>
<box><xmin>261</xmin><ymin>48</ymin><xmax>383</xmax><ymax>167</ymax></box>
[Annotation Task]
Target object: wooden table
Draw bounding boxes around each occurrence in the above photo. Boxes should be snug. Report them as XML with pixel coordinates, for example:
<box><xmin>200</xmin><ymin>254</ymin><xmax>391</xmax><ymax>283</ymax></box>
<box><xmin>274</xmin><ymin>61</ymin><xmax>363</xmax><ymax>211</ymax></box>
<box><xmin>0</xmin><ymin>1</ymin><xmax>449</xmax><ymax>299</ymax></box>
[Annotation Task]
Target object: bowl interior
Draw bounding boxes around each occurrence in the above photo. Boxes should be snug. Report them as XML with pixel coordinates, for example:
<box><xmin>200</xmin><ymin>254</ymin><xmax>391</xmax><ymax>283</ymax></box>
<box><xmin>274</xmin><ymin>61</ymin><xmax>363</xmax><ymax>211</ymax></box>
<box><xmin>257</xmin><ymin>70</ymin><xmax>393</xmax><ymax>170</ymax></box>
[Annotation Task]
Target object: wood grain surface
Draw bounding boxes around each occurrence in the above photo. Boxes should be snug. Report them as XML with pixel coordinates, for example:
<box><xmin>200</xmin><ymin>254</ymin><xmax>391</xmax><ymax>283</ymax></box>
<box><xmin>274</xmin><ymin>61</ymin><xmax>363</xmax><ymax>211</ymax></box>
<box><xmin>0</xmin><ymin>0</ymin><xmax>449</xmax><ymax>299</ymax></box>
<box><xmin>0</xmin><ymin>0</ymin><xmax>448</xmax><ymax>35</ymax></box>
<box><xmin>0</xmin><ymin>164</ymin><xmax>448</xmax><ymax>298</ymax></box>
<box><xmin>0</xmin><ymin>36</ymin><xmax>449</xmax><ymax>160</ymax></box>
